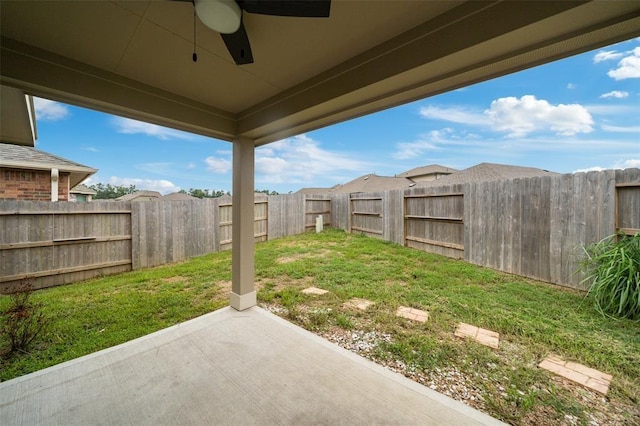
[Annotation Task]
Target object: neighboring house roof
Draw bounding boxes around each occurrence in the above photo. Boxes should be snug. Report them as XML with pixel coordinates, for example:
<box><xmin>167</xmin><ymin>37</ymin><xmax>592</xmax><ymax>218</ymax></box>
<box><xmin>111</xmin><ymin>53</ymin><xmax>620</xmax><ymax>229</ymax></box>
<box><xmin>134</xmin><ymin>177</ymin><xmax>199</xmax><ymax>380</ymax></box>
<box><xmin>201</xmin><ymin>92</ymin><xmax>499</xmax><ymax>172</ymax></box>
<box><xmin>416</xmin><ymin>163</ymin><xmax>558</xmax><ymax>187</ymax></box>
<box><xmin>162</xmin><ymin>192</ymin><xmax>197</xmax><ymax>201</ymax></box>
<box><xmin>70</xmin><ymin>184</ymin><xmax>97</xmax><ymax>195</ymax></box>
<box><xmin>396</xmin><ymin>164</ymin><xmax>457</xmax><ymax>179</ymax></box>
<box><xmin>0</xmin><ymin>143</ymin><xmax>97</xmax><ymax>188</ymax></box>
<box><xmin>296</xmin><ymin>187</ymin><xmax>337</xmax><ymax>195</ymax></box>
<box><xmin>116</xmin><ymin>190</ymin><xmax>162</xmax><ymax>201</ymax></box>
<box><xmin>331</xmin><ymin>174</ymin><xmax>415</xmax><ymax>194</ymax></box>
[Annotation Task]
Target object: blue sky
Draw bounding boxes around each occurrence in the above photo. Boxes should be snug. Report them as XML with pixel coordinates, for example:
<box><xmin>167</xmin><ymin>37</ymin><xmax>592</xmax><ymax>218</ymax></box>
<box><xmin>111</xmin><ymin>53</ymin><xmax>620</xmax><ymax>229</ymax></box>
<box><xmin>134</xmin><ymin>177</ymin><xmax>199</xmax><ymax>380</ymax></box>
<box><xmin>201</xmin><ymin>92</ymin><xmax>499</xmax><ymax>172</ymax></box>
<box><xmin>33</xmin><ymin>38</ymin><xmax>639</xmax><ymax>194</ymax></box>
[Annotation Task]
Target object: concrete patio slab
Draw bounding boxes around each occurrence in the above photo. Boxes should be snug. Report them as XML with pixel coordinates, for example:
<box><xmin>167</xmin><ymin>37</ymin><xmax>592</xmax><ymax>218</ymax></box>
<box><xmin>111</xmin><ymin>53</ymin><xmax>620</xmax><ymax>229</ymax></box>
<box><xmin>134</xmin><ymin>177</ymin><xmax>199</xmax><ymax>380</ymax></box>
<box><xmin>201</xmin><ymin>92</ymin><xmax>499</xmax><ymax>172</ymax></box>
<box><xmin>538</xmin><ymin>354</ymin><xmax>612</xmax><ymax>395</ymax></box>
<box><xmin>0</xmin><ymin>307</ymin><xmax>503</xmax><ymax>425</ymax></box>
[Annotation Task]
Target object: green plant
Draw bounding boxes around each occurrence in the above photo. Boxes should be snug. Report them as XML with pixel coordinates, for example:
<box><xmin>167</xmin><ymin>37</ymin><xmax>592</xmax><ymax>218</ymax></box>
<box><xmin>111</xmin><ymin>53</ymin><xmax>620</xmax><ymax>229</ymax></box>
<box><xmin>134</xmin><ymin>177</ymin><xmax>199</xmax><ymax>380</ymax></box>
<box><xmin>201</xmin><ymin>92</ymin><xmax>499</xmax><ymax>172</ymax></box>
<box><xmin>335</xmin><ymin>313</ymin><xmax>354</xmax><ymax>330</ymax></box>
<box><xmin>1</xmin><ymin>279</ymin><xmax>50</xmax><ymax>356</ymax></box>
<box><xmin>580</xmin><ymin>233</ymin><xmax>640</xmax><ymax>320</ymax></box>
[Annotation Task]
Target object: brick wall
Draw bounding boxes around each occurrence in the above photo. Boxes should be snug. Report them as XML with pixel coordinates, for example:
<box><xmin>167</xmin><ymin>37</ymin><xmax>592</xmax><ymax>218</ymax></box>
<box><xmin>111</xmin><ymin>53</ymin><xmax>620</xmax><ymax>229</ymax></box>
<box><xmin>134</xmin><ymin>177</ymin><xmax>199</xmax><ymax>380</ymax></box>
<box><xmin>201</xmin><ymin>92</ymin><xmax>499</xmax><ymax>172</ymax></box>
<box><xmin>0</xmin><ymin>168</ymin><xmax>70</xmax><ymax>201</ymax></box>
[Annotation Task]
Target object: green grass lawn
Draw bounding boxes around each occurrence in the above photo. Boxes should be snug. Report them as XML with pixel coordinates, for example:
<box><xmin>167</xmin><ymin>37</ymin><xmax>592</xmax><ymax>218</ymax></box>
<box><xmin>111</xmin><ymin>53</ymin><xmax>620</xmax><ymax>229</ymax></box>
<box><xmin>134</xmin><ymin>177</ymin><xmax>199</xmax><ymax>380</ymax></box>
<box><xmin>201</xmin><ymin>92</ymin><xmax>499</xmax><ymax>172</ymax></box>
<box><xmin>2</xmin><ymin>229</ymin><xmax>638</xmax><ymax>425</ymax></box>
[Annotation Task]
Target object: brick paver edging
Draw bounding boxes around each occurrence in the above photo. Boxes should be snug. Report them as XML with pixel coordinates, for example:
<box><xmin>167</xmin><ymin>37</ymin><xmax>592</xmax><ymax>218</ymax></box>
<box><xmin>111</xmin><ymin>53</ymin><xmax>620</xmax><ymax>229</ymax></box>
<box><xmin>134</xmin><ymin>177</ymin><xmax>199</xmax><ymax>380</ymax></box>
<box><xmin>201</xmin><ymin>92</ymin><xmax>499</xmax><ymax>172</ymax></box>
<box><xmin>538</xmin><ymin>354</ymin><xmax>612</xmax><ymax>395</ymax></box>
<box><xmin>454</xmin><ymin>322</ymin><xmax>500</xmax><ymax>349</ymax></box>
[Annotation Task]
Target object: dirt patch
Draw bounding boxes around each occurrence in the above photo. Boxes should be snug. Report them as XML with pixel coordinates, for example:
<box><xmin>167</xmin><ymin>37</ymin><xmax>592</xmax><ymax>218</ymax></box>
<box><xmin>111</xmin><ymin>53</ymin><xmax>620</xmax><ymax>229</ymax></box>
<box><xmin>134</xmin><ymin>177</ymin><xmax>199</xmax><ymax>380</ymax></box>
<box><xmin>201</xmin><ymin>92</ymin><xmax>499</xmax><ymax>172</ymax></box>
<box><xmin>276</xmin><ymin>254</ymin><xmax>305</xmax><ymax>264</ymax></box>
<box><xmin>275</xmin><ymin>249</ymin><xmax>333</xmax><ymax>264</ymax></box>
<box><xmin>216</xmin><ymin>281</ymin><xmax>232</xmax><ymax>292</ymax></box>
<box><xmin>161</xmin><ymin>276</ymin><xmax>186</xmax><ymax>283</ymax></box>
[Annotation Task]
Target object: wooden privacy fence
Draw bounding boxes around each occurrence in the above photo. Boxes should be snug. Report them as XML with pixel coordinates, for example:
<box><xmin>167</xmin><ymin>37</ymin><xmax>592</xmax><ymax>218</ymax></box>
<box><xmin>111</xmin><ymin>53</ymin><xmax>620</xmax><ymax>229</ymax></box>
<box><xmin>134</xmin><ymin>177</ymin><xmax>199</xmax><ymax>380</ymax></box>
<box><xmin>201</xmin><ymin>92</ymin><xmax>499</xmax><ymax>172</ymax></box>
<box><xmin>2</xmin><ymin>169</ymin><xmax>638</xmax><ymax>292</ymax></box>
<box><xmin>336</xmin><ymin>169</ymin><xmax>640</xmax><ymax>289</ymax></box>
<box><xmin>0</xmin><ymin>201</ymin><xmax>132</xmax><ymax>291</ymax></box>
<box><xmin>1</xmin><ymin>194</ymin><xmax>320</xmax><ymax>292</ymax></box>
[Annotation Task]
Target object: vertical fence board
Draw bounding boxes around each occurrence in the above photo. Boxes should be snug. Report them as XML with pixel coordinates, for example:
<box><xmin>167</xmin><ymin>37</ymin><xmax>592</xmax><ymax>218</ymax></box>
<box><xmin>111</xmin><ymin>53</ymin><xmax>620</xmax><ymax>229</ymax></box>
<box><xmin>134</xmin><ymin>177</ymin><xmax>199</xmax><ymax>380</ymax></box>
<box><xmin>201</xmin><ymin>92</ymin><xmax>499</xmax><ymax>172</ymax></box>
<box><xmin>383</xmin><ymin>190</ymin><xmax>404</xmax><ymax>245</ymax></box>
<box><xmin>331</xmin><ymin>193</ymin><xmax>350</xmax><ymax>231</ymax></box>
<box><xmin>616</xmin><ymin>168</ymin><xmax>640</xmax><ymax>234</ymax></box>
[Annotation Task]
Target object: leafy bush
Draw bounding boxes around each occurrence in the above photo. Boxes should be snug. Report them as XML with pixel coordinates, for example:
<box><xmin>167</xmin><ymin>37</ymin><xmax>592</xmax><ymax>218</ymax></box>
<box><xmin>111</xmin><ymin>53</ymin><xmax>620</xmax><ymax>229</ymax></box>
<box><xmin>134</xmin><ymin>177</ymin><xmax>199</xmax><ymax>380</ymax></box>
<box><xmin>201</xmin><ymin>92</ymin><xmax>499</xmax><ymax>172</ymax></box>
<box><xmin>580</xmin><ymin>233</ymin><xmax>640</xmax><ymax>320</ymax></box>
<box><xmin>1</xmin><ymin>279</ymin><xmax>50</xmax><ymax>356</ymax></box>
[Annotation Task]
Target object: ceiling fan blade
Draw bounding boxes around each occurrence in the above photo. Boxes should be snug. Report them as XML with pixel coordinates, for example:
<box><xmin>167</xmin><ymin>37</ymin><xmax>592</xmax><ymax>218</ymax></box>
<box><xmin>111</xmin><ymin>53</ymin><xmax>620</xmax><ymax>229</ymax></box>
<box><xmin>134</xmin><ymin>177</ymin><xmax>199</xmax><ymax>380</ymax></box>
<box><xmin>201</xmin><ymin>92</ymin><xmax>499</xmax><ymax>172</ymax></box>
<box><xmin>240</xmin><ymin>0</ymin><xmax>330</xmax><ymax>17</ymax></box>
<box><xmin>221</xmin><ymin>19</ymin><xmax>254</xmax><ymax>65</ymax></box>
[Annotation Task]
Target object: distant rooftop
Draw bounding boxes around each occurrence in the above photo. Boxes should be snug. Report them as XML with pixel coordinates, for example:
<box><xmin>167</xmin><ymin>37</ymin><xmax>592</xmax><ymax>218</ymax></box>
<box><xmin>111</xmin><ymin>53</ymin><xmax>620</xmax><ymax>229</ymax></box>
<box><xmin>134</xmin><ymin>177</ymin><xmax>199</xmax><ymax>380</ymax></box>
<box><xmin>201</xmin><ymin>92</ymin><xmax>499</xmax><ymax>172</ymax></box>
<box><xmin>70</xmin><ymin>184</ymin><xmax>97</xmax><ymax>195</ymax></box>
<box><xmin>336</xmin><ymin>174</ymin><xmax>415</xmax><ymax>193</ymax></box>
<box><xmin>397</xmin><ymin>164</ymin><xmax>458</xmax><ymax>179</ymax></box>
<box><xmin>116</xmin><ymin>190</ymin><xmax>162</xmax><ymax>202</ymax></box>
<box><xmin>296</xmin><ymin>188</ymin><xmax>335</xmax><ymax>195</ymax></box>
<box><xmin>162</xmin><ymin>192</ymin><xmax>198</xmax><ymax>201</ymax></box>
<box><xmin>417</xmin><ymin>163</ymin><xmax>557</xmax><ymax>187</ymax></box>
<box><xmin>298</xmin><ymin>174</ymin><xmax>415</xmax><ymax>195</ymax></box>
<box><xmin>295</xmin><ymin>163</ymin><xmax>558</xmax><ymax>195</ymax></box>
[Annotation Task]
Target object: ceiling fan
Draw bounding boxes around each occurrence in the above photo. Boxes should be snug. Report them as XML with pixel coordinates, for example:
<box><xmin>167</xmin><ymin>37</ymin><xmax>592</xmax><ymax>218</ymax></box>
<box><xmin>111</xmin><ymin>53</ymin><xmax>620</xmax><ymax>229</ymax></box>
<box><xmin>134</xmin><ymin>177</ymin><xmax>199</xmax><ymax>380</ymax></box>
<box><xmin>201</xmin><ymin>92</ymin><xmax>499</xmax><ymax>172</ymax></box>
<box><xmin>174</xmin><ymin>0</ymin><xmax>332</xmax><ymax>65</ymax></box>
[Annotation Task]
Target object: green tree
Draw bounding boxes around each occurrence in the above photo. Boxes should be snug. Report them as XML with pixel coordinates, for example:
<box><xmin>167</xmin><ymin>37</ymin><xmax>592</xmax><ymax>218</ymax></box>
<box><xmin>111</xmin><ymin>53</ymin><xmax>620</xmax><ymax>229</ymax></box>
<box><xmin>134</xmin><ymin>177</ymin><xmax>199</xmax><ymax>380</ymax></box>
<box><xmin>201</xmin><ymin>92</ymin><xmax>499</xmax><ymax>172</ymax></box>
<box><xmin>256</xmin><ymin>189</ymin><xmax>279</xmax><ymax>195</ymax></box>
<box><xmin>184</xmin><ymin>188</ymin><xmax>229</xmax><ymax>199</ymax></box>
<box><xmin>89</xmin><ymin>183</ymin><xmax>137</xmax><ymax>199</ymax></box>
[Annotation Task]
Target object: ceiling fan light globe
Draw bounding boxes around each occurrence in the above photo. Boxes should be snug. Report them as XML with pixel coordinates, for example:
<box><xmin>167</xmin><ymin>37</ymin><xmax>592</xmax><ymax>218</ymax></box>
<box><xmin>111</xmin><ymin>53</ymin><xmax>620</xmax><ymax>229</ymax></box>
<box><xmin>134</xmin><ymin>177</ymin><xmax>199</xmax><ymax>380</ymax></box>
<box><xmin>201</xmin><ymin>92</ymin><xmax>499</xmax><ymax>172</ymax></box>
<box><xmin>195</xmin><ymin>0</ymin><xmax>241</xmax><ymax>34</ymax></box>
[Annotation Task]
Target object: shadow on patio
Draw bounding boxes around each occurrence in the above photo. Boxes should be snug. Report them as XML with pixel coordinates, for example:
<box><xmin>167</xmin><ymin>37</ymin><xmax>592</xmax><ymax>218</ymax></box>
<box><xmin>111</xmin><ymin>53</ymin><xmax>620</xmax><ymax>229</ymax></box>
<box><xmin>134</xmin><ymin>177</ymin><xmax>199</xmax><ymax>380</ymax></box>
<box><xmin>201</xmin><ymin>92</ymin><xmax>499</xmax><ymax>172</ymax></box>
<box><xmin>1</xmin><ymin>306</ymin><xmax>503</xmax><ymax>425</ymax></box>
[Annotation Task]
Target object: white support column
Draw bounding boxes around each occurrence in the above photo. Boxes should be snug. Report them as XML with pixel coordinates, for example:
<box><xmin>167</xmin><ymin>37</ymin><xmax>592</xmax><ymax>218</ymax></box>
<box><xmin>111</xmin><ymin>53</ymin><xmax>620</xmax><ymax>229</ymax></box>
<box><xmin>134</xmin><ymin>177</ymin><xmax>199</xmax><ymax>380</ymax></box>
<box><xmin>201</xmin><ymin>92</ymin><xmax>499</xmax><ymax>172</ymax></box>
<box><xmin>51</xmin><ymin>168</ymin><xmax>59</xmax><ymax>202</ymax></box>
<box><xmin>230</xmin><ymin>136</ymin><xmax>256</xmax><ymax>311</ymax></box>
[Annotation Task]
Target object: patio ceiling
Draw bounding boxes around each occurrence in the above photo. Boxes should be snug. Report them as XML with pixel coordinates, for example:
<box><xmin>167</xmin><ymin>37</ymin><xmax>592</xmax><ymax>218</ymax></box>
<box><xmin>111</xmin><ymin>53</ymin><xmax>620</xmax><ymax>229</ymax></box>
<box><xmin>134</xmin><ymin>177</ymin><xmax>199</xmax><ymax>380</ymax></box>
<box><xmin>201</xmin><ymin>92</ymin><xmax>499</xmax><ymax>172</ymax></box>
<box><xmin>1</xmin><ymin>1</ymin><xmax>639</xmax><ymax>146</ymax></box>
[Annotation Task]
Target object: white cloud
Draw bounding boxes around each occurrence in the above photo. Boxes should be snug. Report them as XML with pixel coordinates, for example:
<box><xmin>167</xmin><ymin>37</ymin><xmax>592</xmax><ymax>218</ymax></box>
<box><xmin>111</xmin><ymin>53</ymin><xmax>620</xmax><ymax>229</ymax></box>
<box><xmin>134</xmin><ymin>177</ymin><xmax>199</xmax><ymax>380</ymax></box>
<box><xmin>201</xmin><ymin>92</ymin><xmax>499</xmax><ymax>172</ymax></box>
<box><xmin>574</xmin><ymin>166</ymin><xmax>606</xmax><ymax>173</ymax></box>
<box><xmin>616</xmin><ymin>159</ymin><xmax>640</xmax><ymax>169</ymax></box>
<box><xmin>484</xmin><ymin>95</ymin><xmax>593</xmax><ymax>137</ymax></box>
<box><xmin>599</xmin><ymin>90</ymin><xmax>629</xmax><ymax>99</ymax></box>
<box><xmin>593</xmin><ymin>50</ymin><xmax>623</xmax><ymax>63</ymax></box>
<box><xmin>108</xmin><ymin>177</ymin><xmax>180</xmax><ymax>195</ymax></box>
<box><xmin>112</xmin><ymin>117</ymin><xmax>193</xmax><ymax>140</ymax></box>
<box><xmin>186</xmin><ymin>162</ymin><xmax>197</xmax><ymax>170</ymax></box>
<box><xmin>419</xmin><ymin>96</ymin><xmax>594</xmax><ymax>137</ymax></box>
<box><xmin>204</xmin><ymin>156</ymin><xmax>232</xmax><ymax>173</ymax></box>
<box><xmin>601</xmin><ymin>124</ymin><xmax>640</xmax><ymax>133</ymax></box>
<box><xmin>393</xmin><ymin>129</ymin><xmax>451</xmax><ymax>160</ymax></box>
<box><xmin>566</xmin><ymin>83</ymin><xmax>576</xmax><ymax>90</ymax></box>
<box><xmin>393</xmin><ymin>140</ymin><xmax>437</xmax><ymax>160</ymax></box>
<box><xmin>254</xmin><ymin>134</ymin><xmax>369</xmax><ymax>184</ymax></box>
<box><xmin>607</xmin><ymin>47</ymin><xmax>640</xmax><ymax>80</ymax></box>
<box><xmin>419</xmin><ymin>105</ymin><xmax>486</xmax><ymax>126</ymax></box>
<box><xmin>33</xmin><ymin>98</ymin><xmax>70</xmax><ymax>121</ymax></box>
<box><xmin>574</xmin><ymin>159</ymin><xmax>640</xmax><ymax>174</ymax></box>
